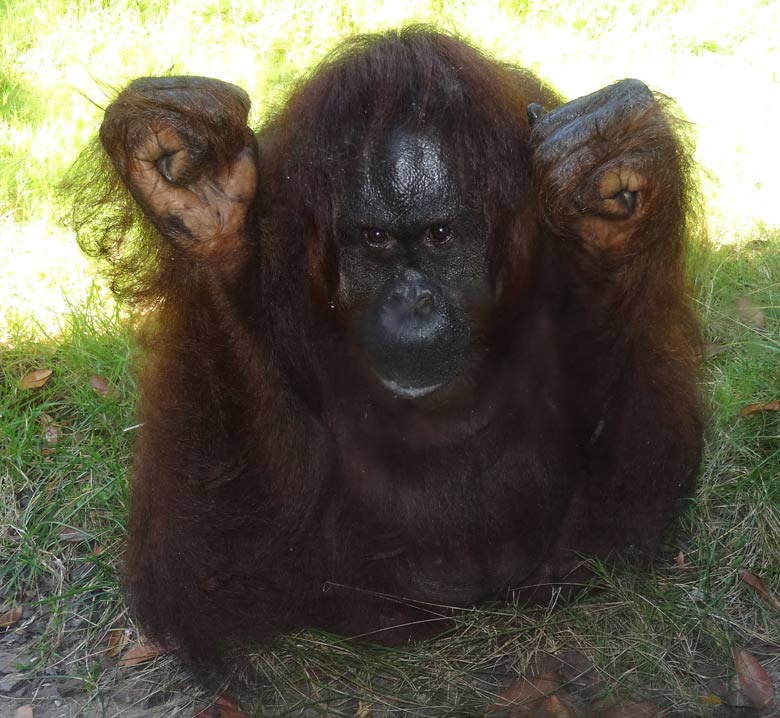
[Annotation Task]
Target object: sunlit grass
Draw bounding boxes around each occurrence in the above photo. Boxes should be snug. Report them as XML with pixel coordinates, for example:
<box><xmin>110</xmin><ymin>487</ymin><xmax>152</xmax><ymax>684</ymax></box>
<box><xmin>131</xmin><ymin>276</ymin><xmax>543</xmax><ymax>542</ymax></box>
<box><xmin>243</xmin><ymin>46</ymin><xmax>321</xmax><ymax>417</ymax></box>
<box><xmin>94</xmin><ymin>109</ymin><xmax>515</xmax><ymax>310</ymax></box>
<box><xmin>0</xmin><ymin>296</ymin><xmax>134</xmax><ymax>675</ymax></box>
<box><xmin>0</xmin><ymin>217</ymin><xmax>101</xmax><ymax>344</ymax></box>
<box><xmin>1</xmin><ymin>3</ymin><xmax>778</xmax><ymax>318</ymax></box>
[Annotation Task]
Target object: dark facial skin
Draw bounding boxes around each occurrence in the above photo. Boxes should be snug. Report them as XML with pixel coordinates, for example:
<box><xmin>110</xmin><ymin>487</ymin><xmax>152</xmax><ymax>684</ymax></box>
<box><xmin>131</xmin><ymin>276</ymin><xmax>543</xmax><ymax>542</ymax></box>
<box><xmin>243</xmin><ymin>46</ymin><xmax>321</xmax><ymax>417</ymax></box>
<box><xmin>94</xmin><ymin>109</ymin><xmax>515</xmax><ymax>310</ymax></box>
<box><xmin>338</xmin><ymin>131</ymin><xmax>491</xmax><ymax>398</ymax></box>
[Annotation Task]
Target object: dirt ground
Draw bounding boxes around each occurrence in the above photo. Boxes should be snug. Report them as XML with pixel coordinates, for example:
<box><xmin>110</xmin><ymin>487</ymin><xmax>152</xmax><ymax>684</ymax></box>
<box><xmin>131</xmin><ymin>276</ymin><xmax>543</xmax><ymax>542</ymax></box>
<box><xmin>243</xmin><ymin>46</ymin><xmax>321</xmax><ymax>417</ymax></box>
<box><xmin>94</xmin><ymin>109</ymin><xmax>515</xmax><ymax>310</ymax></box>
<box><xmin>2</xmin><ymin>598</ymin><xmax>778</xmax><ymax>718</ymax></box>
<box><xmin>0</xmin><ymin>598</ymin><xmax>201</xmax><ymax>718</ymax></box>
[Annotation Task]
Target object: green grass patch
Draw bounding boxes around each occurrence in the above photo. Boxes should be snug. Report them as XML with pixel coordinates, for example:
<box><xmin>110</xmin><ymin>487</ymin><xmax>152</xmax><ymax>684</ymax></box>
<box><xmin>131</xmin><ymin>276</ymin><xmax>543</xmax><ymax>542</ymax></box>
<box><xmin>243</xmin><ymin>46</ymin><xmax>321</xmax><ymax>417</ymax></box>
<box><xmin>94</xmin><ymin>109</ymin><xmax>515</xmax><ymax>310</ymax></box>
<box><xmin>1</xmin><ymin>296</ymin><xmax>134</xmax><ymax>672</ymax></box>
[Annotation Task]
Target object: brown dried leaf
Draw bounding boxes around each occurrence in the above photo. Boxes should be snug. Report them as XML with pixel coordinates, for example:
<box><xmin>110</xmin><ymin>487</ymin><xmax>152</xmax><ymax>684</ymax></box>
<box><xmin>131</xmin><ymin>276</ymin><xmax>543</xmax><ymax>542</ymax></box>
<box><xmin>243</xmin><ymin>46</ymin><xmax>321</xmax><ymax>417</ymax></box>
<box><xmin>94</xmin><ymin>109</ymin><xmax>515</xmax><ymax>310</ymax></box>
<box><xmin>739</xmin><ymin>400</ymin><xmax>780</xmax><ymax>417</ymax></box>
<box><xmin>118</xmin><ymin>636</ymin><xmax>165</xmax><ymax>667</ymax></box>
<box><xmin>536</xmin><ymin>694</ymin><xmax>576</xmax><ymax>717</ymax></box>
<box><xmin>194</xmin><ymin>696</ymin><xmax>247</xmax><ymax>718</ymax></box>
<box><xmin>592</xmin><ymin>700</ymin><xmax>660</xmax><ymax>718</ymax></box>
<box><xmin>39</xmin><ymin>413</ymin><xmax>61</xmax><ymax>445</ymax></box>
<box><xmin>215</xmin><ymin>696</ymin><xmax>247</xmax><ymax>718</ymax></box>
<box><xmin>733</xmin><ymin>647</ymin><xmax>774</xmax><ymax>710</ymax></box>
<box><xmin>736</xmin><ymin>297</ymin><xmax>766</xmax><ymax>329</ymax></box>
<box><xmin>740</xmin><ymin>570</ymin><xmax>780</xmax><ymax>611</ymax></box>
<box><xmin>58</xmin><ymin>527</ymin><xmax>88</xmax><ymax>543</ymax></box>
<box><xmin>554</xmin><ymin>649</ymin><xmax>602</xmax><ymax>701</ymax></box>
<box><xmin>356</xmin><ymin>702</ymin><xmax>371</xmax><ymax>718</ymax></box>
<box><xmin>0</xmin><ymin>605</ymin><xmax>23</xmax><ymax>628</ymax></box>
<box><xmin>20</xmin><ymin>368</ymin><xmax>52</xmax><ymax>390</ymax></box>
<box><xmin>703</xmin><ymin>342</ymin><xmax>729</xmax><ymax>359</ymax></box>
<box><xmin>704</xmin><ymin>677</ymin><xmax>730</xmax><ymax>701</ymax></box>
<box><xmin>490</xmin><ymin>671</ymin><xmax>560</xmax><ymax>716</ymax></box>
<box><xmin>106</xmin><ymin>629</ymin><xmax>133</xmax><ymax>658</ymax></box>
<box><xmin>14</xmin><ymin>706</ymin><xmax>34</xmax><ymax>718</ymax></box>
<box><xmin>89</xmin><ymin>374</ymin><xmax>112</xmax><ymax>397</ymax></box>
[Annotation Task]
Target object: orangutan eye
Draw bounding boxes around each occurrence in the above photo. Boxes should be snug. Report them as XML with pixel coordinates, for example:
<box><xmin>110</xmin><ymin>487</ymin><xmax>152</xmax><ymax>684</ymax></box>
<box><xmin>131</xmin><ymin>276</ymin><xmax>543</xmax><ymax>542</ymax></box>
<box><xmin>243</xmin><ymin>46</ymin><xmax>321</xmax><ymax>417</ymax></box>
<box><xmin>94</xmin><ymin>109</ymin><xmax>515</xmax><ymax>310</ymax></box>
<box><xmin>362</xmin><ymin>227</ymin><xmax>393</xmax><ymax>248</ymax></box>
<box><xmin>425</xmin><ymin>224</ymin><xmax>452</xmax><ymax>245</ymax></box>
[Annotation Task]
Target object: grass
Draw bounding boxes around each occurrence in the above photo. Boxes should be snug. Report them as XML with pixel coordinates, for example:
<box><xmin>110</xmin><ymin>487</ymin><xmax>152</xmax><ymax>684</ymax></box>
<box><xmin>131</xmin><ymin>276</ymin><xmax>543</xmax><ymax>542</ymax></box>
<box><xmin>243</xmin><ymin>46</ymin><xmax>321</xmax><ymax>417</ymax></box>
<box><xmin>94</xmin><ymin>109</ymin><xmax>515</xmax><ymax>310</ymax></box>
<box><xmin>1</xmin><ymin>300</ymin><xmax>134</xmax><ymax>671</ymax></box>
<box><xmin>1</xmin><ymin>0</ymin><xmax>779</xmax><ymax>715</ymax></box>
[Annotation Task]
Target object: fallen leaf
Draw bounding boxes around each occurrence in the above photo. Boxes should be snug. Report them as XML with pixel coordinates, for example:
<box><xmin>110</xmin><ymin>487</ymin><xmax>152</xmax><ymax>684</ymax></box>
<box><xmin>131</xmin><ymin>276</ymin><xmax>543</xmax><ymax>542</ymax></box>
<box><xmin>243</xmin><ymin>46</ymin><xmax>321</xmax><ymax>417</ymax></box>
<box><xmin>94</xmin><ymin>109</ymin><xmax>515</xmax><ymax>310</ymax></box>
<box><xmin>733</xmin><ymin>647</ymin><xmax>774</xmax><ymax>710</ymax></box>
<box><xmin>58</xmin><ymin>527</ymin><xmax>88</xmax><ymax>543</ymax></box>
<box><xmin>704</xmin><ymin>677</ymin><xmax>730</xmax><ymax>701</ymax></box>
<box><xmin>703</xmin><ymin>342</ymin><xmax>728</xmax><ymax>359</ymax></box>
<box><xmin>356</xmin><ymin>702</ymin><xmax>371</xmax><ymax>718</ymax></box>
<box><xmin>89</xmin><ymin>374</ymin><xmax>112</xmax><ymax>397</ymax></box>
<box><xmin>739</xmin><ymin>400</ymin><xmax>780</xmax><ymax>417</ymax></box>
<box><xmin>194</xmin><ymin>695</ymin><xmax>247</xmax><ymax>718</ymax></box>
<box><xmin>592</xmin><ymin>700</ymin><xmax>660</xmax><ymax>718</ymax></box>
<box><xmin>700</xmin><ymin>694</ymin><xmax>725</xmax><ymax>706</ymax></box>
<box><xmin>736</xmin><ymin>297</ymin><xmax>766</xmax><ymax>329</ymax></box>
<box><xmin>20</xmin><ymin>368</ymin><xmax>53</xmax><ymax>390</ymax></box>
<box><xmin>215</xmin><ymin>696</ymin><xmax>247</xmax><ymax>718</ymax></box>
<box><xmin>106</xmin><ymin>629</ymin><xmax>133</xmax><ymax>658</ymax></box>
<box><xmin>537</xmin><ymin>694</ymin><xmax>576</xmax><ymax>717</ymax></box>
<box><xmin>118</xmin><ymin>636</ymin><xmax>165</xmax><ymax>667</ymax></box>
<box><xmin>554</xmin><ymin>649</ymin><xmax>602</xmax><ymax>700</ymax></box>
<box><xmin>740</xmin><ymin>571</ymin><xmax>780</xmax><ymax>612</ymax></box>
<box><xmin>14</xmin><ymin>706</ymin><xmax>33</xmax><ymax>718</ymax></box>
<box><xmin>490</xmin><ymin>671</ymin><xmax>560</xmax><ymax>716</ymax></box>
<box><xmin>39</xmin><ymin>413</ymin><xmax>61</xmax><ymax>445</ymax></box>
<box><xmin>0</xmin><ymin>605</ymin><xmax>23</xmax><ymax>628</ymax></box>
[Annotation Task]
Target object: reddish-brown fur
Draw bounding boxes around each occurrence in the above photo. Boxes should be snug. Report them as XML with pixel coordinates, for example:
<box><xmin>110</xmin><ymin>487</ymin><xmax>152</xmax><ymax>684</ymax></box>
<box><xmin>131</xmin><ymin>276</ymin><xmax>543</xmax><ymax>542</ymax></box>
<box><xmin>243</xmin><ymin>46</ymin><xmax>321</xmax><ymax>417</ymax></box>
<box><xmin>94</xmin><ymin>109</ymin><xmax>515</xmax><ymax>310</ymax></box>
<box><xmin>67</xmin><ymin>28</ymin><xmax>703</xmax><ymax>674</ymax></box>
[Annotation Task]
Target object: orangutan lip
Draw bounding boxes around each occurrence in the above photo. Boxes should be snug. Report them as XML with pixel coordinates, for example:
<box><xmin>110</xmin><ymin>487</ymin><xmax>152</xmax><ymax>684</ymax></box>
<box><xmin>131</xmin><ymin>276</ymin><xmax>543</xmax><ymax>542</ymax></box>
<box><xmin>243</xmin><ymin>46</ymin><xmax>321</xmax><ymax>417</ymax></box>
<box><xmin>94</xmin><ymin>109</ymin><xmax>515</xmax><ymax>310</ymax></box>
<box><xmin>379</xmin><ymin>377</ymin><xmax>445</xmax><ymax>399</ymax></box>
